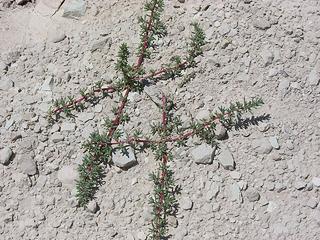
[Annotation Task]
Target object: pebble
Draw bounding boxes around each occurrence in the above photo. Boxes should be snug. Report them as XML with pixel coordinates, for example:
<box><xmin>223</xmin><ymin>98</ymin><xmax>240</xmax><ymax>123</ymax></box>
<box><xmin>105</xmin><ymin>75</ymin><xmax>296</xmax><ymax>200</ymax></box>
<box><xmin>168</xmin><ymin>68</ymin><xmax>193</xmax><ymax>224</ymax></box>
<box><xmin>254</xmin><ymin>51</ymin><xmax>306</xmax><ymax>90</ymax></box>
<box><xmin>295</xmin><ymin>181</ymin><xmax>306</xmax><ymax>190</ymax></box>
<box><xmin>215</xmin><ymin>124</ymin><xmax>227</xmax><ymax>140</ymax></box>
<box><xmin>90</xmin><ymin>38</ymin><xmax>109</xmax><ymax>52</ymax></box>
<box><xmin>112</xmin><ymin>147</ymin><xmax>137</xmax><ymax>168</ymax></box>
<box><xmin>51</xmin><ymin>33</ymin><xmax>66</xmax><ymax>43</ymax></box>
<box><xmin>190</xmin><ymin>143</ymin><xmax>216</xmax><ymax>164</ymax></box>
<box><xmin>311</xmin><ymin>177</ymin><xmax>320</xmax><ymax>187</ymax></box>
<box><xmin>245</xmin><ymin>189</ymin><xmax>260</xmax><ymax>202</ymax></box>
<box><xmin>305</xmin><ymin>198</ymin><xmax>318</xmax><ymax>209</ymax></box>
<box><xmin>253</xmin><ymin>17</ymin><xmax>271</xmax><ymax>30</ymax></box>
<box><xmin>307</xmin><ymin>68</ymin><xmax>319</xmax><ymax>86</ymax></box>
<box><xmin>18</xmin><ymin>152</ymin><xmax>37</xmax><ymax>176</ymax></box>
<box><xmin>40</xmin><ymin>76</ymin><xmax>54</xmax><ymax>92</ymax></box>
<box><xmin>62</xmin><ymin>0</ymin><xmax>87</xmax><ymax>19</ymax></box>
<box><xmin>216</xmin><ymin>144</ymin><xmax>235</xmax><ymax>170</ymax></box>
<box><xmin>57</xmin><ymin>165</ymin><xmax>79</xmax><ymax>188</ymax></box>
<box><xmin>267</xmin><ymin>201</ymin><xmax>278</xmax><ymax>213</ymax></box>
<box><xmin>78</xmin><ymin>112</ymin><xmax>95</xmax><ymax>123</ymax></box>
<box><xmin>195</xmin><ymin>109</ymin><xmax>210</xmax><ymax>120</ymax></box>
<box><xmin>269</xmin><ymin>136</ymin><xmax>280</xmax><ymax>149</ymax></box>
<box><xmin>60</xmin><ymin>122</ymin><xmax>76</xmax><ymax>132</ymax></box>
<box><xmin>278</xmin><ymin>79</ymin><xmax>290</xmax><ymax>96</ymax></box>
<box><xmin>180</xmin><ymin>197</ymin><xmax>193</xmax><ymax>210</ymax></box>
<box><xmin>205</xmin><ymin>183</ymin><xmax>220</xmax><ymax>201</ymax></box>
<box><xmin>87</xmin><ymin>200</ymin><xmax>99</xmax><ymax>213</ymax></box>
<box><xmin>260</xmin><ymin>46</ymin><xmax>274</xmax><ymax>66</ymax></box>
<box><xmin>0</xmin><ymin>76</ymin><xmax>14</xmax><ymax>91</ymax></box>
<box><xmin>51</xmin><ymin>132</ymin><xmax>65</xmax><ymax>143</ymax></box>
<box><xmin>230</xmin><ymin>171</ymin><xmax>241</xmax><ymax>180</ymax></box>
<box><xmin>229</xmin><ymin>183</ymin><xmax>242</xmax><ymax>203</ymax></box>
<box><xmin>0</xmin><ymin>147</ymin><xmax>13</xmax><ymax>165</ymax></box>
<box><xmin>252</xmin><ymin>138</ymin><xmax>273</xmax><ymax>154</ymax></box>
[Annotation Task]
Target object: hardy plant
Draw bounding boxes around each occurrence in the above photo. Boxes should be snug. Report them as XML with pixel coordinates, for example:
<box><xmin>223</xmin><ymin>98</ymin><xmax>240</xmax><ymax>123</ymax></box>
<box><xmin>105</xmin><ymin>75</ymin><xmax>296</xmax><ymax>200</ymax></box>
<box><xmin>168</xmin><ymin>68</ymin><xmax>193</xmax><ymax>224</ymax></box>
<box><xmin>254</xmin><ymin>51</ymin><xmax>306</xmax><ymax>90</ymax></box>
<box><xmin>48</xmin><ymin>0</ymin><xmax>263</xmax><ymax>239</ymax></box>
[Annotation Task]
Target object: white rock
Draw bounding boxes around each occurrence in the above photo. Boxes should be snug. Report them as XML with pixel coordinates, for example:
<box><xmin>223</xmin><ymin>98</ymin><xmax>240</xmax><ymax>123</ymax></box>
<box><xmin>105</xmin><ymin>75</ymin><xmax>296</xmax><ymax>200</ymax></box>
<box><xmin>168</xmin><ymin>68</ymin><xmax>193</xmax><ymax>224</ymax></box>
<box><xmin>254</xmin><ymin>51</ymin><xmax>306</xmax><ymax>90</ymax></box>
<box><xmin>195</xmin><ymin>109</ymin><xmax>210</xmax><ymax>120</ymax></box>
<box><xmin>229</xmin><ymin>183</ymin><xmax>242</xmax><ymax>203</ymax></box>
<box><xmin>305</xmin><ymin>198</ymin><xmax>318</xmax><ymax>209</ymax></box>
<box><xmin>40</xmin><ymin>76</ymin><xmax>54</xmax><ymax>91</ymax></box>
<box><xmin>78</xmin><ymin>112</ymin><xmax>95</xmax><ymax>123</ymax></box>
<box><xmin>230</xmin><ymin>171</ymin><xmax>241</xmax><ymax>180</ymax></box>
<box><xmin>0</xmin><ymin>76</ymin><xmax>14</xmax><ymax>91</ymax></box>
<box><xmin>269</xmin><ymin>136</ymin><xmax>280</xmax><ymax>149</ymax></box>
<box><xmin>112</xmin><ymin>147</ymin><xmax>137</xmax><ymax>168</ymax></box>
<box><xmin>0</xmin><ymin>147</ymin><xmax>13</xmax><ymax>165</ymax></box>
<box><xmin>62</xmin><ymin>0</ymin><xmax>87</xmax><ymax>19</ymax></box>
<box><xmin>295</xmin><ymin>181</ymin><xmax>306</xmax><ymax>190</ymax></box>
<box><xmin>205</xmin><ymin>183</ymin><xmax>220</xmax><ymax>201</ymax></box>
<box><xmin>180</xmin><ymin>197</ymin><xmax>193</xmax><ymax>210</ymax></box>
<box><xmin>50</xmin><ymin>33</ymin><xmax>66</xmax><ymax>43</ymax></box>
<box><xmin>311</xmin><ymin>177</ymin><xmax>320</xmax><ymax>187</ymax></box>
<box><xmin>278</xmin><ymin>79</ymin><xmax>290</xmax><ymax>96</ymax></box>
<box><xmin>253</xmin><ymin>18</ymin><xmax>271</xmax><ymax>30</ymax></box>
<box><xmin>57</xmin><ymin>165</ymin><xmax>79</xmax><ymax>188</ymax></box>
<box><xmin>307</xmin><ymin>68</ymin><xmax>319</xmax><ymax>86</ymax></box>
<box><xmin>51</xmin><ymin>132</ymin><xmax>64</xmax><ymax>143</ymax></box>
<box><xmin>267</xmin><ymin>201</ymin><xmax>278</xmax><ymax>212</ymax></box>
<box><xmin>216</xmin><ymin>145</ymin><xmax>235</xmax><ymax>170</ymax></box>
<box><xmin>215</xmin><ymin>124</ymin><xmax>227</xmax><ymax>140</ymax></box>
<box><xmin>190</xmin><ymin>144</ymin><xmax>216</xmax><ymax>164</ymax></box>
<box><xmin>90</xmin><ymin>38</ymin><xmax>109</xmax><ymax>52</ymax></box>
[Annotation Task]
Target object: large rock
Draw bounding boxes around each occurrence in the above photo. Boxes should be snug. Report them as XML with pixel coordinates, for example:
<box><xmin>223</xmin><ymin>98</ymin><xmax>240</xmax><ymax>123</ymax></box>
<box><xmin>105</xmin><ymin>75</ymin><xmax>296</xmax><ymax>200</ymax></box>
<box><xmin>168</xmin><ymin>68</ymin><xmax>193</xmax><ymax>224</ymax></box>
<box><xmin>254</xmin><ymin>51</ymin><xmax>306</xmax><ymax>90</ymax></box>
<box><xmin>190</xmin><ymin>144</ymin><xmax>216</xmax><ymax>164</ymax></box>
<box><xmin>0</xmin><ymin>147</ymin><xmax>13</xmax><ymax>165</ymax></box>
<box><xmin>62</xmin><ymin>0</ymin><xmax>87</xmax><ymax>19</ymax></box>
<box><xmin>112</xmin><ymin>147</ymin><xmax>137</xmax><ymax>168</ymax></box>
<box><xmin>216</xmin><ymin>145</ymin><xmax>235</xmax><ymax>170</ymax></box>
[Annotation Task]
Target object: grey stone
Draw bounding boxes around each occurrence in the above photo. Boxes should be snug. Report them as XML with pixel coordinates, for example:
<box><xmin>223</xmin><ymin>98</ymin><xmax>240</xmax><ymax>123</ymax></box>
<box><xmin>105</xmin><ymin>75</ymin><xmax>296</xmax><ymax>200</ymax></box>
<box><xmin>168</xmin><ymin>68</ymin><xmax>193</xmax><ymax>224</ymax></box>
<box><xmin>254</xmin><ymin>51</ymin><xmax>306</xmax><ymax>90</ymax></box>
<box><xmin>307</xmin><ymin>68</ymin><xmax>319</xmax><ymax>86</ymax></box>
<box><xmin>229</xmin><ymin>183</ymin><xmax>242</xmax><ymax>203</ymax></box>
<box><xmin>87</xmin><ymin>200</ymin><xmax>99</xmax><ymax>213</ymax></box>
<box><xmin>252</xmin><ymin>138</ymin><xmax>273</xmax><ymax>154</ymax></box>
<box><xmin>78</xmin><ymin>112</ymin><xmax>95</xmax><ymax>123</ymax></box>
<box><xmin>112</xmin><ymin>147</ymin><xmax>136</xmax><ymax>168</ymax></box>
<box><xmin>57</xmin><ymin>165</ymin><xmax>79</xmax><ymax>188</ymax></box>
<box><xmin>190</xmin><ymin>143</ymin><xmax>216</xmax><ymax>164</ymax></box>
<box><xmin>0</xmin><ymin>147</ymin><xmax>13</xmax><ymax>165</ymax></box>
<box><xmin>278</xmin><ymin>79</ymin><xmax>290</xmax><ymax>96</ymax></box>
<box><xmin>18</xmin><ymin>152</ymin><xmax>37</xmax><ymax>175</ymax></box>
<box><xmin>269</xmin><ymin>136</ymin><xmax>280</xmax><ymax>149</ymax></box>
<box><xmin>62</xmin><ymin>0</ymin><xmax>87</xmax><ymax>19</ymax></box>
<box><xmin>0</xmin><ymin>76</ymin><xmax>14</xmax><ymax>91</ymax></box>
<box><xmin>216</xmin><ymin>145</ymin><xmax>235</xmax><ymax>170</ymax></box>
<box><xmin>312</xmin><ymin>177</ymin><xmax>320</xmax><ymax>187</ymax></box>
<box><xmin>215</xmin><ymin>124</ymin><xmax>227</xmax><ymax>140</ymax></box>
<box><xmin>253</xmin><ymin>18</ymin><xmax>271</xmax><ymax>30</ymax></box>
<box><xmin>180</xmin><ymin>197</ymin><xmax>193</xmax><ymax>210</ymax></box>
<box><xmin>245</xmin><ymin>189</ymin><xmax>260</xmax><ymax>202</ymax></box>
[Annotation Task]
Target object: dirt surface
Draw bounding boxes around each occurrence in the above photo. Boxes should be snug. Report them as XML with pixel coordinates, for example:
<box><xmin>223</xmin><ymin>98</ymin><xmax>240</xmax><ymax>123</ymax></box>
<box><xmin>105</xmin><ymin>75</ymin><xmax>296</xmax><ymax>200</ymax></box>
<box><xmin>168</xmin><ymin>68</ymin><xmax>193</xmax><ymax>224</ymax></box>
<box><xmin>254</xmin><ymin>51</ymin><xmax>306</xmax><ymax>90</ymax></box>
<box><xmin>1</xmin><ymin>0</ymin><xmax>320</xmax><ymax>239</ymax></box>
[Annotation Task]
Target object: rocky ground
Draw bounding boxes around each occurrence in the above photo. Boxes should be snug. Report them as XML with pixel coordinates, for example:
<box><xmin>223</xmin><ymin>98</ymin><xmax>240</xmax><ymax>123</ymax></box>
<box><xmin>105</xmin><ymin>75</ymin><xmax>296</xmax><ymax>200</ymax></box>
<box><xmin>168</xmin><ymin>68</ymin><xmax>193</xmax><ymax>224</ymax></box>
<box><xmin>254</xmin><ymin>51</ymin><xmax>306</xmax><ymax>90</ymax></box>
<box><xmin>1</xmin><ymin>0</ymin><xmax>320</xmax><ymax>239</ymax></box>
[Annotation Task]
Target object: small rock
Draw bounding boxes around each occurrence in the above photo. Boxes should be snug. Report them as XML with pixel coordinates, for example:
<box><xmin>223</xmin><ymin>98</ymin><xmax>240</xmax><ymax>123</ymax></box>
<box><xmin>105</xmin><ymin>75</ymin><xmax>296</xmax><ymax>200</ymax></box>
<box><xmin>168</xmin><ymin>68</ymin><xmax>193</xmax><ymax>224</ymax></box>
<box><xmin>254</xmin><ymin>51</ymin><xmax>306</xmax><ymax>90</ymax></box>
<box><xmin>167</xmin><ymin>216</ymin><xmax>178</xmax><ymax>228</ymax></box>
<box><xmin>278</xmin><ymin>79</ymin><xmax>290</xmax><ymax>97</ymax></box>
<box><xmin>269</xmin><ymin>136</ymin><xmax>280</xmax><ymax>149</ymax></box>
<box><xmin>0</xmin><ymin>76</ymin><xmax>14</xmax><ymax>91</ymax></box>
<box><xmin>0</xmin><ymin>147</ymin><xmax>13</xmax><ymax>165</ymax></box>
<box><xmin>205</xmin><ymin>183</ymin><xmax>220</xmax><ymax>201</ymax></box>
<box><xmin>40</xmin><ymin>76</ymin><xmax>54</xmax><ymax>92</ymax></box>
<box><xmin>87</xmin><ymin>200</ymin><xmax>99</xmax><ymax>213</ymax></box>
<box><xmin>78</xmin><ymin>112</ymin><xmax>95</xmax><ymax>123</ymax></box>
<box><xmin>62</xmin><ymin>0</ymin><xmax>87</xmax><ymax>19</ymax></box>
<box><xmin>253</xmin><ymin>17</ymin><xmax>271</xmax><ymax>30</ymax></box>
<box><xmin>229</xmin><ymin>183</ymin><xmax>242</xmax><ymax>203</ymax></box>
<box><xmin>57</xmin><ymin>165</ymin><xmax>79</xmax><ymax>188</ymax></box>
<box><xmin>312</xmin><ymin>177</ymin><xmax>320</xmax><ymax>187</ymax></box>
<box><xmin>216</xmin><ymin>145</ymin><xmax>235</xmax><ymax>170</ymax></box>
<box><xmin>307</xmin><ymin>68</ymin><xmax>319</xmax><ymax>86</ymax></box>
<box><xmin>229</xmin><ymin>171</ymin><xmax>241</xmax><ymax>180</ymax></box>
<box><xmin>90</xmin><ymin>38</ymin><xmax>109</xmax><ymax>52</ymax></box>
<box><xmin>137</xmin><ymin>231</ymin><xmax>146</xmax><ymax>240</ymax></box>
<box><xmin>18</xmin><ymin>152</ymin><xmax>37</xmax><ymax>176</ymax></box>
<box><xmin>295</xmin><ymin>181</ymin><xmax>306</xmax><ymax>190</ymax></box>
<box><xmin>245</xmin><ymin>189</ymin><xmax>260</xmax><ymax>202</ymax></box>
<box><xmin>215</xmin><ymin>124</ymin><xmax>227</xmax><ymax>140</ymax></box>
<box><xmin>260</xmin><ymin>46</ymin><xmax>274</xmax><ymax>66</ymax></box>
<box><xmin>267</xmin><ymin>201</ymin><xmax>278</xmax><ymax>213</ymax></box>
<box><xmin>195</xmin><ymin>109</ymin><xmax>210</xmax><ymax>120</ymax></box>
<box><xmin>51</xmin><ymin>132</ymin><xmax>64</xmax><ymax>143</ymax></box>
<box><xmin>190</xmin><ymin>144</ymin><xmax>216</xmax><ymax>164</ymax></box>
<box><xmin>112</xmin><ymin>147</ymin><xmax>136</xmax><ymax>168</ymax></box>
<box><xmin>252</xmin><ymin>138</ymin><xmax>273</xmax><ymax>154</ymax></box>
<box><xmin>51</xmin><ymin>33</ymin><xmax>66</xmax><ymax>43</ymax></box>
<box><xmin>237</xmin><ymin>180</ymin><xmax>248</xmax><ymax>191</ymax></box>
<box><xmin>180</xmin><ymin>197</ymin><xmax>193</xmax><ymax>210</ymax></box>
<box><xmin>60</xmin><ymin>122</ymin><xmax>76</xmax><ymax>132</ymax></box>
<box><xmin>258</xmin><ymin>122</ymin><xmax>270</xmax><ymax>132</ymax></box>
<box><xmin>305</xmin><ymin>198</ymin><xmax>318</xmax><ymax>209</ymax></box>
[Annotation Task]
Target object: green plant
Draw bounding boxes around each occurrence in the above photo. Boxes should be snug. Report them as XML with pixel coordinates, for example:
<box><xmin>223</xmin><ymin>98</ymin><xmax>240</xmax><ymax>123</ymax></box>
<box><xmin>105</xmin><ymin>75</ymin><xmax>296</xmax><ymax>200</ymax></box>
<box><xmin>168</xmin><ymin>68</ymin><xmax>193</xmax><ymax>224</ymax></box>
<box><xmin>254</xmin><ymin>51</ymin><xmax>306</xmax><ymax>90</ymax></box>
<box><xmin>48</xmin><ymin>0</ymin><xmax>263</xmax><ymax>239</ymax></box>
